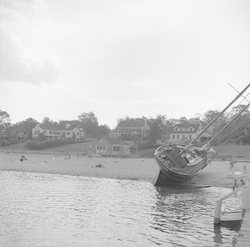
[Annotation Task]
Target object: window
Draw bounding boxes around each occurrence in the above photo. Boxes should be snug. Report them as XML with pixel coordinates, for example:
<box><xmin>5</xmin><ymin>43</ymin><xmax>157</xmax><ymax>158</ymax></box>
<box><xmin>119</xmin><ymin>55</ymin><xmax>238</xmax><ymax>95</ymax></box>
<box><xmin>173</xmin><ymin>135</ymin><xmax>175</xmax><ymax>139</ymax></box>
<box><xmin>174</xmin><ymin>128</ymin><xmax>178</xmax><ymax>131</ymax></box>
<box><xmin>43</xmin><ymin>130</ymin><xmax>47</xmax><ymax>133</ymax></box>
<box><xmin>113</xmin><ymin>146</ymin><xmax>121</xmax><ymax>151</ymax></box>
<box><xmin>177</xmin><ymin>135</ymin><xmax>179</xmax><ymax>139</ymax></box>
<box><xmin>189</xmin><ymin>135</ymin><xmax>192</xmax><ymax>139</ymax></box>
<box><xmin>66</xmin><ymin>132</ymin><xmax>70</xmax><ymax>135</ymax></box>
<box><xmin>49</xmin><ymin>131</ymin><xmax>52</xmax><ymax>134</ymax></box>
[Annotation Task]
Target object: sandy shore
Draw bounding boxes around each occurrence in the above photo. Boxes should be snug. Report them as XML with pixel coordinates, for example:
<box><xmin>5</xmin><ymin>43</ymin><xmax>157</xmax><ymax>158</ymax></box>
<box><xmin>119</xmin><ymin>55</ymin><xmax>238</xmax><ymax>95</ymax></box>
<box><xmin>0</xmin><ymin>151</ymin><xmax>249</xmax><ymax>188</ymax></box>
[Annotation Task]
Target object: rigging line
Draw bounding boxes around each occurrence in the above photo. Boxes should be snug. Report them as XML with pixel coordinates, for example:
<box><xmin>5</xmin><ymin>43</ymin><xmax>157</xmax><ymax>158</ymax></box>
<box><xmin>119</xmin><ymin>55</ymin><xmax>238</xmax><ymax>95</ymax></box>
<box><xmin>209</xmin><ymin>102</ymin><xmax>250</xmax><ymax>143</ymax></box>
<box><xmin>203</xmin><ymin>73</ymin><xmax>250</xmax><ymax>112</ymax></box>
<box><xmin>209</xmin><ymin>115</ymin><xmax>245</xmax><ymax>163</ymax></box>
<box><xmin>228</xmin><ymin>82</ymin><xmax>250</xmax><ymax>104</ymax></box>
<box><xmin>190</xmin><ymin>82</ymin><xmax>250</xmax><ymax>144</ymax></box>
<box><xmin>209</xmin><ymin>130</ymin><xmax>235</xmax><ymax>164</ymax></box>
<box><xmin>227</xmin><ymin>67</ymin><xmax>250</xmax><ymax>85</ymax></box>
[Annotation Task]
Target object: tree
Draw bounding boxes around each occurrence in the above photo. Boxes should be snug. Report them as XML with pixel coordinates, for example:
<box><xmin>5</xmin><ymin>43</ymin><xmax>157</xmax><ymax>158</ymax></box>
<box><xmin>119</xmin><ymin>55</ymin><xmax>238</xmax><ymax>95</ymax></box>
<box><xmin>38</xmin><ymin>132</ymin><xmax>47</xmax><ymax>142</ymax></box>
<box><xmin>41</xmin><ymin>117</ymin><xmax>54</xmax><ymax>126</ymax></box>
<box><xmin>72</xmin><ymin>132</ymin><xmax>76</xmax><ymax>141</ymax></box>
<box><xmin>98</xmin><ymin>124</ymin><xmax>111</xmax><ymax>138</ymax></box>
<box><xmin>15</xmin><ymin>118</ymin><xmax>39</xmax><ymax>130</ymax></box>
<box><xmin>14</xmin><ymin>118</ymin><xmax>39</xmax><ymax>140</ymax></box>
<box><xmin>78</xmin><ymin>112</ymin><xmax>98</xmax><ymax>124</ymax></box>
<box><xmin>224</xmin><ymin>104</ymin><xmax>250</xmax><ymax>139</ymax></box>
<box><xmin>147</xmin><ymin>115</ymin><xmax>164</xmax><ymax>144</ymax></box>
<box><xmin>202</xmin><ymin>110</ymin><xmax>221</xmax><ymax>125</ymax></box>
<box><xmin>168</xmin><ymin>118</ymin><xmax>179</xmax><ymax>126</ymax></box>
<box><xmin>177</xmin><ymin>117</ymin><xmax>189</xmax><ymax>125</ymax></box>
<box><xmin>0</xmin><ymin>109</ymin><xmax>11</xmax><ymax>127</ymax></box>
<box><xmin>189</xmin><ymin>114</ymin><xmax>203</xmax><ymax>126</ymax></box>
<box><xmin>228</xmin><ymin>104</ymin><xmax>250</xmax><ymax>118</ymax></box>
<box><xmin>78</xmin><ymin>112</ymin><xmax>99</xmax><ymax>137</ymax></box>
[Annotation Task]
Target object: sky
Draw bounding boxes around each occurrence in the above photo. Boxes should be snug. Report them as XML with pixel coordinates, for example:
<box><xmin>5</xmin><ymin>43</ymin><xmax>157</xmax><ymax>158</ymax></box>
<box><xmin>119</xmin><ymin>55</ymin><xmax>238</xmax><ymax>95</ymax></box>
<box><xmin>1</xmin><ymin>0</ymin><xmax>250</xmax><ymax>129</ymax></box>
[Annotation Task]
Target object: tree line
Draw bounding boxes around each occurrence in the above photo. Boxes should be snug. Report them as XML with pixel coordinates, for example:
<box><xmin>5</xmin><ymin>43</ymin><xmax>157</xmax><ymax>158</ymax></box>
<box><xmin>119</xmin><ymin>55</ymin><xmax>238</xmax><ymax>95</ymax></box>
<box><xmin>0</xmin><ymin>104</ymin><xmax>250</xmax><ymax>144</ymax></box>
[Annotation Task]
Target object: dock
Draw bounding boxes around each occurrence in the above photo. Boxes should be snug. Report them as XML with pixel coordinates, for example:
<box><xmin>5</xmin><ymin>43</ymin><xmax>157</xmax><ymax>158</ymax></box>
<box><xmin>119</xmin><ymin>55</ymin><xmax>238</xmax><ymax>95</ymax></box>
<box><xmin>214</xmin><ymin>180</ymin><xmax>250</xmax><ymax>246</ymax></box>
<box><xmin>221</xmin><ymin>211</ymin><xmax>242</xmax><ymax>222</ymax></box>
<box><xmin>235</xmin><ymin>210</ymin><xmax>250</xmax><ymax>247</ymax></box>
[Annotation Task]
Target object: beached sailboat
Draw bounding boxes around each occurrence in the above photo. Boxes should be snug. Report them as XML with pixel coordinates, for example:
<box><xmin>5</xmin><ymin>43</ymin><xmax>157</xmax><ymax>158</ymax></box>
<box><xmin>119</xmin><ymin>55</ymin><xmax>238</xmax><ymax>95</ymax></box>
<box><xmin>153</xmin><ymin>83</ymin><xmax>250</xmax><ymax>186</ymax></box>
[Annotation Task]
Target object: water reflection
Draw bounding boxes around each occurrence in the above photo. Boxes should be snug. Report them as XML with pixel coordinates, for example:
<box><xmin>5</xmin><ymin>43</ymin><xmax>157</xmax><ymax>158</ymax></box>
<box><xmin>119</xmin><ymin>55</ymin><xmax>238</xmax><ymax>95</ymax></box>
<box><xmin>0</xmin><ymin>171</ymin><xmax>241</xmax><ymax>247</ymax></box>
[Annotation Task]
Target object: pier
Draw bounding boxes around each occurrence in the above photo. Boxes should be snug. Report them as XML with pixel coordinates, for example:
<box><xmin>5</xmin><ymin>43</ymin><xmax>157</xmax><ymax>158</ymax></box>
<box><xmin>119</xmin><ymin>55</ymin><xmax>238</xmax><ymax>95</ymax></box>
<box><xmin>236</xmin><ymin>210</ymin><xmax>250</xmax><ymax>247</ymax></box>
<box><xmin>214</xmin><ymin>180</ymin><xmax>250</xmax><ymax>246</ymax></box>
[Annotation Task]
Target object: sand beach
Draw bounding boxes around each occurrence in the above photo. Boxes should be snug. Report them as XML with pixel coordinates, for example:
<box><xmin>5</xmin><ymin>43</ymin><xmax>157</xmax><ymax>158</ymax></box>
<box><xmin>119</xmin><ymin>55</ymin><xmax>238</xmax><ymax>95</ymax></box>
<box><xmin>0</xmin><ymin>148</ymin><xmax>249</xmax><ymax>188</ymax></box>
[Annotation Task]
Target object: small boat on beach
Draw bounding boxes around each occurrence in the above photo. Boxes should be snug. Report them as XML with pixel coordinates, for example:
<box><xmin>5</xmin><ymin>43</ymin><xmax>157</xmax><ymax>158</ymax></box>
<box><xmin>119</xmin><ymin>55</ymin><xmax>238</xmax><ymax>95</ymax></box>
<box><xmin>153</xmin><ymin>83</ymin><xmax>250</xmax><ymax>186</ymax></box>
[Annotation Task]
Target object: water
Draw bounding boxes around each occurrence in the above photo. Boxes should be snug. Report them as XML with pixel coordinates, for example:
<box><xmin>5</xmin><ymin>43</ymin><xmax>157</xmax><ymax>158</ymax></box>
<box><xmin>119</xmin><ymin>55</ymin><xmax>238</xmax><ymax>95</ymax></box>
<box><xmin>0</xmin><ymin>171</ymin><xmax>241</xmax><ymax>247</ymax></box>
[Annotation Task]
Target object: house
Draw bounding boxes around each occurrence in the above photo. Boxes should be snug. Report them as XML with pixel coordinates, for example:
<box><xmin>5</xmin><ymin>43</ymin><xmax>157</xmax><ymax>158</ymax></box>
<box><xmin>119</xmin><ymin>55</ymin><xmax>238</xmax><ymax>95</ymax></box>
<box><xmin>109</xmin><ymin>118</ymin><xmax>150</xmax><ymax>140</ymax></box>
<box><xmin>94</xmin><ymin>138</ymin><xmax>130</xmax><ymax>156</ymax></box>
<box><xmin>32</xmin><ymin>123</ymin><xmax>85</xmax><ymax>141</ymax></box>
<box><xmin>170</xmin><ymin>124</ymin><xmax>203</xmax><ymax>144</ymax></box>
<box><xmin>157</xmin><ymin>124</ymin><xmax>211</xmax><ymax>144</ymax></box>
<box><xmin>0</xmin><ymin>126</ymin><xmax>29</xmax><ymax>143</ymax></box>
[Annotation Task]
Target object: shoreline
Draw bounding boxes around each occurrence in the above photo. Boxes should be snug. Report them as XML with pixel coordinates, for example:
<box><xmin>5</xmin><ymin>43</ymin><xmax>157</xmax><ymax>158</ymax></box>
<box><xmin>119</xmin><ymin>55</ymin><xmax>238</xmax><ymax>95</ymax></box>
<box><xmin>1</xmin><ymin>152</ymin><xmax>249</xmax><ymax>188</ymax></box>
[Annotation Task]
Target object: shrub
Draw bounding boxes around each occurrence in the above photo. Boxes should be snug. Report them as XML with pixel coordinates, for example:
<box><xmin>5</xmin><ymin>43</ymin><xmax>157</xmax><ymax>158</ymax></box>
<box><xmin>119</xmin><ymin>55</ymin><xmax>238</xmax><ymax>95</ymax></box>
<box><xmin>25</xmin><ymin>139</ymin><xmax>75</xmax><ymax>150</ymax></box>
<box><xmin>24</xmin><ymin>140</ymin><xmax>39</xmax><ymax>150</ymax></box>
<box><xmin>137</xmin><ymin>141</ymin><xmax>161</xmax><ymax>150</ymax></box>
<box><xmin>236</xmin><ymin>135</ymin><xmax>250</xmax><ymax>145</ymax></box>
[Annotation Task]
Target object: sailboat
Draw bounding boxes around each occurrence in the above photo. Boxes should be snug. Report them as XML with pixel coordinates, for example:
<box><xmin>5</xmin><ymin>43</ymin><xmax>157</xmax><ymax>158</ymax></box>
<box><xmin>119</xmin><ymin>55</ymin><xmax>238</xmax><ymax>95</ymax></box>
<box><xmin>153</xmin><ymin>83</ymin><xmax>250</xmax><ymax>186</ymax></box>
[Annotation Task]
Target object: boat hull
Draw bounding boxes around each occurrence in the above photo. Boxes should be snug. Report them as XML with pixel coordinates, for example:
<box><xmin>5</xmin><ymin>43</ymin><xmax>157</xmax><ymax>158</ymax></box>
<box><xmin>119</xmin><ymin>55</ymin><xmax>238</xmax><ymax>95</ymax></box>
<box><xmin>153</xmin><ymin>154</ymin><xmax>206</xmax><ymax>187</ymax></box>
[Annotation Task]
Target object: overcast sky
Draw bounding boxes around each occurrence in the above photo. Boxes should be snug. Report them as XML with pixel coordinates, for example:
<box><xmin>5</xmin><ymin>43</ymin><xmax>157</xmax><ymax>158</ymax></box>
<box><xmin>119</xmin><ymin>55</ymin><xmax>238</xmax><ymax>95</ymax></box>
<box><xmin>1</xmin><ymin>0</ymin><xmax>250</xmax><ymax>128</ymax></box>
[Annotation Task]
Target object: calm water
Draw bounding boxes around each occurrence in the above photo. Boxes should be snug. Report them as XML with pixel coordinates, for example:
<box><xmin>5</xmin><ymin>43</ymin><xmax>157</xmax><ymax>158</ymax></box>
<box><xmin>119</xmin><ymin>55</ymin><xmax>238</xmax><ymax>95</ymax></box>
<box><xmin>0</xmin><ymin>171</ymin><xmax>241</xmax><ymax>247</ymax></box>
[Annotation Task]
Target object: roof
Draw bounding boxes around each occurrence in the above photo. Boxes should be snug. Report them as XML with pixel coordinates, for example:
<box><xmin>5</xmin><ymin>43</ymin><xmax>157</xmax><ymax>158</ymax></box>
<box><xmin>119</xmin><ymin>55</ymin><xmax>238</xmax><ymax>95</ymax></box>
<box><xmin>98</xmin><ymin>138</ymin><xmax>129</xmax><ymax>146</ymax></box>
<box><xmin>172</xmin><ymin>124</ymin><xmax>200</xmax><ymax>133</ymax></box>
<box><xmin>118</xmin><ymin>119</ymin><xmax>147</xmax><ymax>128</ymax></box>
<box><xmin>38</xmin><ymin>124</ymin><xmax>80</xmax><ymax>131</ymax></box>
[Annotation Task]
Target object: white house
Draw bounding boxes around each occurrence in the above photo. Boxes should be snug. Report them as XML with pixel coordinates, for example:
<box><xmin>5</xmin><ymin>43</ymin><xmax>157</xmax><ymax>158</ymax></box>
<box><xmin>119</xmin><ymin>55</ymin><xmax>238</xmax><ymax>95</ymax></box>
<box><xmin>94</xmin><ymin>138</ymin><xmax>130</xmax><ymax>156</ymax></box>
<box><xmin>169</xmin><ymin>124</ymin><xmax>202</xmax><ymax>143</ymax></box>
<box><xmin>109</xmin><ymin>118</ymin><xmax>150</xmax><ymax>140</ymax></box>
<box><xmin>162</xmin><ymin>124</ymin><xmax>211</xmax><ymax>144</ymax></box>
<box><xmin>32</xmin><ymin>123</ymin><xmax>85</xmax><ymax>141</ymax></box>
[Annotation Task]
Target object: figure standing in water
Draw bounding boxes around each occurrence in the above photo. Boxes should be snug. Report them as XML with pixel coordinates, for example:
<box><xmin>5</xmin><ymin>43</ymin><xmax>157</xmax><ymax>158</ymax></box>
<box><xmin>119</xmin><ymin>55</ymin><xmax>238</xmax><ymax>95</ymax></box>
<box><xmin>233</xmin><ymin>179</ymin><xmax>238</xmax><ymax>191</ymax></box>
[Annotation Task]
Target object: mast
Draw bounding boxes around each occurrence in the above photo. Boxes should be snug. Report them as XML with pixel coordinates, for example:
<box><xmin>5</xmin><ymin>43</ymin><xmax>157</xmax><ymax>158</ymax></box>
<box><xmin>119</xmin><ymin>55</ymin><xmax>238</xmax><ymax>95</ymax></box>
<box><xmin>190</xmin><ymin>83</ymin><xmax>250</xmax><ymax>144</ymax></box>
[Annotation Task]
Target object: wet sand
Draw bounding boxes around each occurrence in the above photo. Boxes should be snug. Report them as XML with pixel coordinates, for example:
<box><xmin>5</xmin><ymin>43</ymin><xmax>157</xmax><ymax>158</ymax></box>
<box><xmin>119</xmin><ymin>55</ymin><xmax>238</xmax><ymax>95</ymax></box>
<box><xmin>1</xmin><ymin>151</ymin><xmax>249</xmax><ymax>188</ymax></box>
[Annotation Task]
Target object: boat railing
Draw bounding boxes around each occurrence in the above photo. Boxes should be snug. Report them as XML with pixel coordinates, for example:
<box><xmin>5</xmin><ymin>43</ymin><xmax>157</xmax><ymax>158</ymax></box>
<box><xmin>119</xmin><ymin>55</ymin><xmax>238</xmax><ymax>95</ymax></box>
<box><xmin>214</xmin><ymin>187</ymin><xmax>242</xmax><ymax>224</ymax></box>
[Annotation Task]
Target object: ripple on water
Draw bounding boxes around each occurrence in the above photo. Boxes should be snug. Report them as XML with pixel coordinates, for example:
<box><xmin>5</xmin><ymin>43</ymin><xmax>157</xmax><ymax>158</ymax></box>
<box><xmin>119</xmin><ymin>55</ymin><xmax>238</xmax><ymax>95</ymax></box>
<box><xmin>0</xmin><ymin>171</ymin><xmax>241</xmax><ymax>247</ymax></box>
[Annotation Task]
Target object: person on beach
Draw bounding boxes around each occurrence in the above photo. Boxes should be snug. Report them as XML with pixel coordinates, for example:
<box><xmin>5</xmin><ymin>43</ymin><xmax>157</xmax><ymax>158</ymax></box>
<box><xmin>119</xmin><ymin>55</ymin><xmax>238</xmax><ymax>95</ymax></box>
<box><xmin>20</xmin><ymin>155</ymin><xmax>27</xmax><ymax>162</ymax></box>
<box><xmin>233</xmin><ymin>179</ymin><xmax>238</xmax><ymax>191</ymax></box>
<box><xmin>229</xmin><ymin>161</ymin><xmax>236</xmax><ymax>170</ymax></box>
<box><xmin>240</xmin><ymin>179</ymin><xmax>245</xmax><ymax>186</ymax></box>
